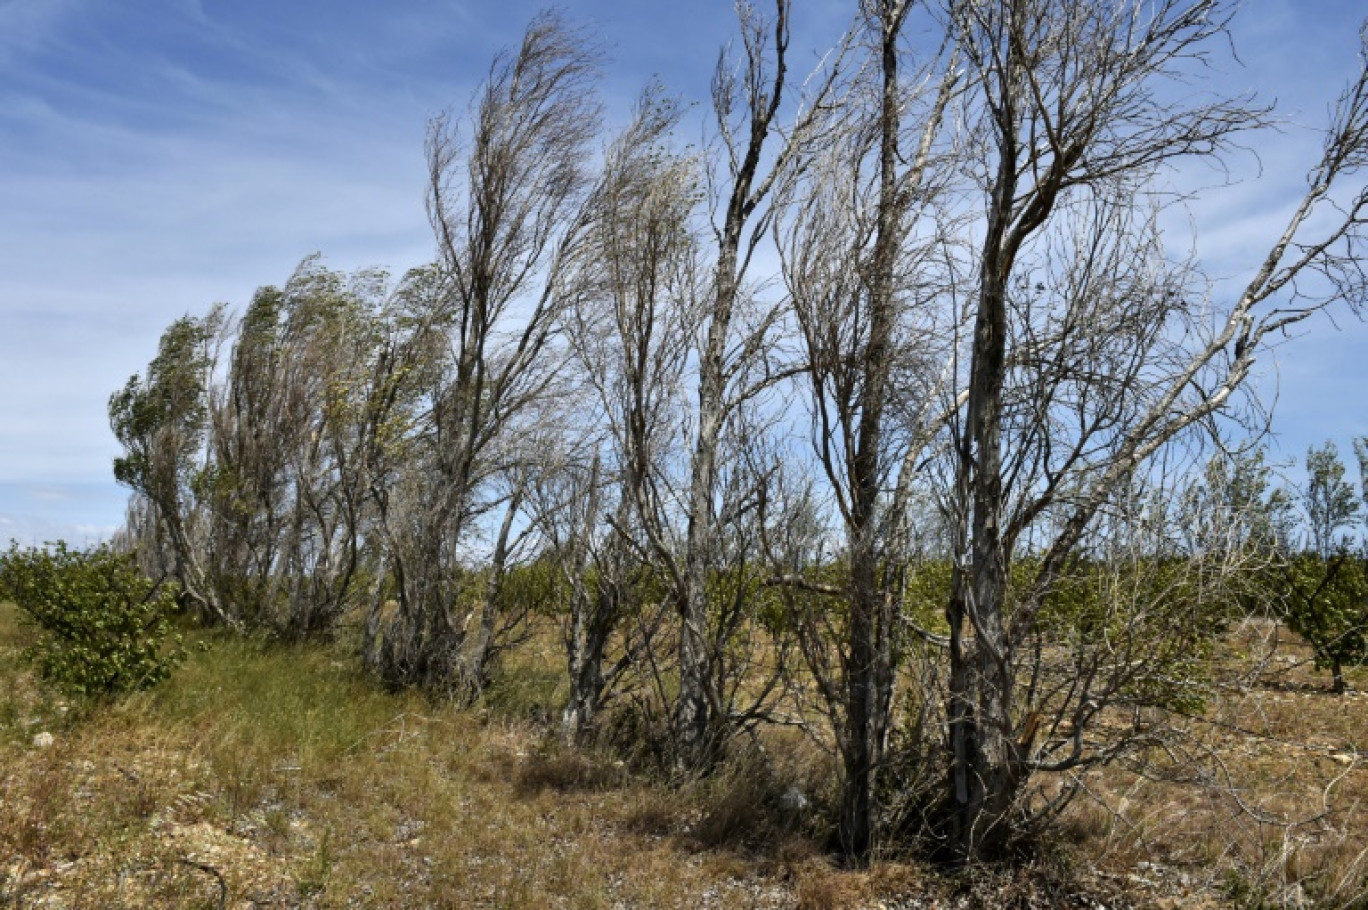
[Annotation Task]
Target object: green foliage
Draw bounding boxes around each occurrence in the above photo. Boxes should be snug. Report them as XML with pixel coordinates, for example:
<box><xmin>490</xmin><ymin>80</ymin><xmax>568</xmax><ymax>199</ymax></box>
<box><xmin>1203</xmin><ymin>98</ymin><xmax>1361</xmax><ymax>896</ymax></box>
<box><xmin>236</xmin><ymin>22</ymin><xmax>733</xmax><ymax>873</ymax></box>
<box><xmin>1034</xmin><ymin>557</ymin><xmax>1221</xmax><ymax>712</ymax></box>
<box><xmin>904</xmin><ymin>562</ymin><xmax>954</xmax><ymax>634</ymax></box>
<box><xmin>1355</xmin><ymin>436</ymin><xmax>1368</xmax><ymax>513</ymax></box>
<box><xmin>901</xmin><ymin>552</ymin><xmax>1230</xmax><ymax>711</ymax></box>
<box><xmin>108</xmin><ymin>309</ymin><xmax>223</xmax><ymax>497</ymax></box>
<box><xmin>1280</xmin><ymin>552</ymin><xmax>1368</xmax><ymax>691</ymax></box>
<box><xmin>1185</xmin><ymin>448</ymin><xmax>1296</xmax><ymax>560</ymax></box>
<box><xmin>1304</xmin><ymin>442</ymin><xmax>1360</xmax><ymax>558</ymax></box>
<box><xmin>0</xmin><ymin>542</ymin><xmax>185</xmax><ymax>697</ymax></box>
<box><xmin>499</xmin><ymin>558</ymin><xmax>565</xmax><ymax>618</ymax></box>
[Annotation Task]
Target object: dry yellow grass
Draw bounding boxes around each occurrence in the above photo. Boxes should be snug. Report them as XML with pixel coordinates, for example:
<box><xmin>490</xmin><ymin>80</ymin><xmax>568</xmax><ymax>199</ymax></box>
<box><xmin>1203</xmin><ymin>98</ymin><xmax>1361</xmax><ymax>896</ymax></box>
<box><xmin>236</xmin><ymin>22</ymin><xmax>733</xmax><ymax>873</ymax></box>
<box><xmin>1054</xmin><ymin>619</ymin><xmax>1368</xmax><ymax>908</ymax></box>
<box><xmin>3</xmin><ymin>601</ymin><xmax>1367</xmax><ymax>908</ymax></box>
<box><xmin>0</xmin><ymin>604</ymin><xmax>863</xmax><ymax>908</ymax></box>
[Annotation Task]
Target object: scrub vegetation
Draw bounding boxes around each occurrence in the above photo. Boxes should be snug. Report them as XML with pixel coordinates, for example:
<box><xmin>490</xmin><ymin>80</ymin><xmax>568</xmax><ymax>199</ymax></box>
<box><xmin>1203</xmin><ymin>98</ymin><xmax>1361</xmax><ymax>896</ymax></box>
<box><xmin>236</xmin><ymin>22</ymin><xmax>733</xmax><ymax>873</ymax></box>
<box><xmin>2</xmin><ymin>603</ymin><xmax>1368</xmax><ymax>907</ymax></box>
<box><xmin>8</xmin><ymin>0</ymin><xmax>1368</xmax><ymax>905</ymax></box>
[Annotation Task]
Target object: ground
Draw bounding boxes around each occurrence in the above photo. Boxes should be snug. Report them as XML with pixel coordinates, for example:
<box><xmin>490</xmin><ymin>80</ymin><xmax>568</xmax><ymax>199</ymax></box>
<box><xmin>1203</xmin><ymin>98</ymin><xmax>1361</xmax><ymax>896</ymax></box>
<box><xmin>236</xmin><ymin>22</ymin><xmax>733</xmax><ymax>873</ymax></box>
<box><xmin>1</xmin><ymin>604</ymin><xmax>1364</xmax><ymax>908</ymax></box>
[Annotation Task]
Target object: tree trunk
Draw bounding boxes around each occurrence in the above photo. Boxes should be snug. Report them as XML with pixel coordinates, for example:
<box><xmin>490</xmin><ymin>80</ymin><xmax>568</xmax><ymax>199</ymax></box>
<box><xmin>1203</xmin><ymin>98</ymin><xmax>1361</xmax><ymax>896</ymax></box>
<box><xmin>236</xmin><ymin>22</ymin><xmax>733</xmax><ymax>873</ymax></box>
<box><xmin>672</xmin><ymin>0</ymin><xmax>793</xmax><ymax>769</ymax></box>
<box><xmin>679</xmin><ymin>356</ymin><xmax>726</xmax><ymax>766</ymax></box>
<box><xmin>563</xmin><ymin>461</ymin><xmax>611</xmax><ymax>744</ymax></box>
<box><xmin>944</xmin><ymin>60</ymin><xmax>1021</xmax><ymax>858</ymax></box>
<box><xmin>461</xmin><ymin>490</ymin><xmax>521</xmax><ymax>701</ymax></box>
<box><xmin>945</xmin><ymin>582</ymin><xmax>1021</xmax><ymax>862</ymax></box>
<box><xmin>837</xmin><ymin>2</ymin><xmax>906</xmax><ymax>859</ymax></box>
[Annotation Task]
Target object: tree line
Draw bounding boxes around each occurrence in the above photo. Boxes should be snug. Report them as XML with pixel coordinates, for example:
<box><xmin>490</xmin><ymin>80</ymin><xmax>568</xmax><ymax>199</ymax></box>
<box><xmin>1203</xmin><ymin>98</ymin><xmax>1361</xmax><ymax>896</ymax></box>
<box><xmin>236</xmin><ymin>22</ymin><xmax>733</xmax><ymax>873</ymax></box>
<box><xmin>102</xmin><ymin>0</ymin><xmax>1368</xmax><ymax>865</ymax></box>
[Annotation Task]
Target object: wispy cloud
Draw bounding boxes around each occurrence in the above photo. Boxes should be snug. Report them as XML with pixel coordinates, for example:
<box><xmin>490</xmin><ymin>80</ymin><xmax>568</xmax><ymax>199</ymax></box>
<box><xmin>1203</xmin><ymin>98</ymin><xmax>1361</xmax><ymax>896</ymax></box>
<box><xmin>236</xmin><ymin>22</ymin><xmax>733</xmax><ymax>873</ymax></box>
<box><xmin>0</xmin><ymin>0</ymin><xmax>1365</xmax><ymax>542</ymax></box>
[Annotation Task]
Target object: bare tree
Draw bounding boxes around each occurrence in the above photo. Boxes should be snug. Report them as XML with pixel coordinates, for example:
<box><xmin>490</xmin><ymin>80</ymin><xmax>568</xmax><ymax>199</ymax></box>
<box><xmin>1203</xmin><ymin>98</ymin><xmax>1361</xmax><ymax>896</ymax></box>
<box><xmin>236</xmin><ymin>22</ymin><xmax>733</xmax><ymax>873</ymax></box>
<box><xmin>555</xmin><ymin>87</ymin><xmax>700</xmax><ymax>745</ymax></box>
<box><xmin>769</xmin><ymin>0</ymin><xmax>1368</xmax><ymax>864</ymax></box>
<box><xmin>364</xmin><ymin>12</ymin><xmax>601</xmax><ymax>697</ymax></box>
<box><xmin>775</xmin><ymin>0</ymin><xmax>961</xmax><ymax>858</ymax></box>
<box><xmin>671</xmin><ymin>0</ymin><xmax>846</xmax><ymax>768</ymax></box>
<box><xmin>206</xmin><ymin>284</ymin><xmax>291</xmax><ymax>628</ymax></box>
<box><xmin>929</xmin><ymin>0</ymin><xmax>1368</xmax><ymax>862</ymax></box>
<box><xmin>278</xmin><ymin>266</ymin><xmax>388</xmax><ymax>638</ymax></box>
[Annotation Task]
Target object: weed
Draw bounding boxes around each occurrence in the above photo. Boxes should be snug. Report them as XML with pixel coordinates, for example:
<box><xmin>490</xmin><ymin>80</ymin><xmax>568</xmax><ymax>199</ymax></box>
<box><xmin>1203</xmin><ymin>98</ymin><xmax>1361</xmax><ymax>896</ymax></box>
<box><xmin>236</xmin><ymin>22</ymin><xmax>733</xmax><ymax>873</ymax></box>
<box><xmin>296</xmin><ymin>825</ymin><xmax>334</xmax><ymax>898</ymax></box>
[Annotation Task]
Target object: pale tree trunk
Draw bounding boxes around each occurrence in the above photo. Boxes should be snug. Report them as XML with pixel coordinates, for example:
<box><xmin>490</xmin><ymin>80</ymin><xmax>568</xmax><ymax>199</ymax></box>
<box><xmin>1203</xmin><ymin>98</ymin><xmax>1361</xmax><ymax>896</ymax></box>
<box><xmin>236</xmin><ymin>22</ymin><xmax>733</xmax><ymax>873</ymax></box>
<box><xmin>562</xmin><ymin>460</ymin><xmax>603</xmax><ymax>741</ymax></box>
<box><xmin>560</xmin><ymin>461</ymin><xmax>633</xmax><ymax>744</ymax></box>
<box><xmin>677</xmin><ymin>248</ymin><xmax>736</xmax><ymax>765</ymax></box>
<box><xmin>675</xmin><ymin>0</ymin><xmax>794</xmax><ymax>769</ymax></box>
<box><xmin>945</xmin><ymin>127</ymin><xmax>1019</xmax><ymax>859</ymax></box>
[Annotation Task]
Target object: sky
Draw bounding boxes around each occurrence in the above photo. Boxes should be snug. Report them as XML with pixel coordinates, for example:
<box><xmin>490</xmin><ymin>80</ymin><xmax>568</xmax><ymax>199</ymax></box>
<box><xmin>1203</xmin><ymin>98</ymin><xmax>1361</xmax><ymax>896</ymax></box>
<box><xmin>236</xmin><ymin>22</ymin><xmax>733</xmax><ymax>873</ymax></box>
<box><xmin>0</xmin><ymin>0</ymin><xmax>1366</xmax><ymax>546</ymax></box>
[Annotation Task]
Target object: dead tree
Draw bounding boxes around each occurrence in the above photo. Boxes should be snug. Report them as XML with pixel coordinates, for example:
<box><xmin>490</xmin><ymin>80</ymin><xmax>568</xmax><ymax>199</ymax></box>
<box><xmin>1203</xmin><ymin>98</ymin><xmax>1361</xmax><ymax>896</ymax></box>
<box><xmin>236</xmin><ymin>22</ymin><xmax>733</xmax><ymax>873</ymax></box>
<box><xmin>365</xmin><ymin>12</ymin><xmax>601</xmax><ymax>697</ymax></box>
<box><xmin>773</xmin><ymin>0</ymin><xmax>1368</xmax><ymax>864</ymax></box>
<box><xmin>557</xmin><ymin>87</ymin><xmax>700</xmax><ymax>745</ymax></box>
<box><xmin>775</xmin><ymin>0</ymin><xmax>961</xmax><ymax>857</ymax></box>
<box><xmin>673</xmin><ymin>0</ymin><xmax>845</xmax><ymax>769</ymax></box>
<box><xmin>934</xmin><ymin>0</ymin><xmax>1368</xmax><ymax>863</ymax></box>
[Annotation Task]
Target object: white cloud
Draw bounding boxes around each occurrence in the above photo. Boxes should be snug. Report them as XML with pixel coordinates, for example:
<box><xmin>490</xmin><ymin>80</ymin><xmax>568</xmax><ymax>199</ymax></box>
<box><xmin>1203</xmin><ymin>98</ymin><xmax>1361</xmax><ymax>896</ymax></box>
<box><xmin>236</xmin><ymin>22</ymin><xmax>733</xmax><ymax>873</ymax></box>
<box><xmin>0</xmin><ymin>0</ymin><xmax>1365</xmax><ymax>548</ymax></box>
<box><xmin>0</xmin><ymin>483</ymin><xmax>125</xmax><ymax>546</ymax></box>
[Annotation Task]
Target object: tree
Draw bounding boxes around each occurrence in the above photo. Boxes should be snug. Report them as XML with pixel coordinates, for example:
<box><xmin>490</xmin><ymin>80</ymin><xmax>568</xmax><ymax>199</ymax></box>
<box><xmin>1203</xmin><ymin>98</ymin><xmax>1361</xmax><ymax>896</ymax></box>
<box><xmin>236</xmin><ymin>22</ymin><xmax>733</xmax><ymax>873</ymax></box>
<box><xmin>562</xmin><ymin>65</ymin><xmax>810</xmax><ymax>761</ymax></box>
<box><xmin>775</xmin><ymin>0</ymin><xmax>960</xmax><ymax>857</ymax></box>
<box><xmin>1178</xmin><ymin>448</ymin><xmax>1295</xmax><ymax>620</ymax></box>
<box><xmin>917</xmin><ymin>0</ymin><xmax>1368</xmax><ymax>863</ymax></box>
<box><xmin>1281</xmin><ymin>552</ymin><xmax>1368</xmax><ymax>694</ymax></box>
<box><xmin>1281</xmin><ymin>441</ymin><xmax>1368</xmax><ymax>693</ymax></box>
<box><xmin>364</xmin><ymin>12</ymin><xmax>601</xmax><ymax>697</ymax></box>
<box><xmin>555</xmin><ymin>87</ymin><xmax>699</xmax><ymax>746</ymax></box>
<box><xmin>769</xmin><ymin>0</ymin><xmax>1368</xmax><ymax>862</ymax></box>
<box><xmin>109</xmin><ymin>308</ymin><xmax>229</xmax><ymax>627</ymax></box>
<box><xmin>674</xmin><ymin>0</ymin><xmax>808</xmax><ymax>767</ymax></box>
<box><xmin>204</xmin><ymin>259</ymin><xmax>382</xmax><ymax>638</ymax></box>
<box><xmin>560</xmin><ymin>1</ymin><xmax>839</xmax><ymax>767</ymax></box>
<box><xmin>1182</xmin><ymin>448</ymin><xmax>1295</xmax><ymax>559</ymax></box>
<box><xmin>1304</xmin><ymin>441</ymin><xmax>1360</xmax><ymax>558</ymax></box>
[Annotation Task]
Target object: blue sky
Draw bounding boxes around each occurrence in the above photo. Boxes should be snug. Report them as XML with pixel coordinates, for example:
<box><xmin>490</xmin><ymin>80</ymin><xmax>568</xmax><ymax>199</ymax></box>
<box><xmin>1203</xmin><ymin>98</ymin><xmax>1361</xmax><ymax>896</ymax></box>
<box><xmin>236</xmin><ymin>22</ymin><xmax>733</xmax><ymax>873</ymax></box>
<box><xmin>0</xmin><ymin>0</ymin><xmax>1365</xmax><ymax>545</ymax></box>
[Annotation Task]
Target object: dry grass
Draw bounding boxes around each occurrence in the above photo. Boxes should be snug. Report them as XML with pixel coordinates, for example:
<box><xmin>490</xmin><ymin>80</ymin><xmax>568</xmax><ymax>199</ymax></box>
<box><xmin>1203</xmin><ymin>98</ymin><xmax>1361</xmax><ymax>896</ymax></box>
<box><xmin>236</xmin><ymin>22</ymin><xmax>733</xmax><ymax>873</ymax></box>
<box><xmin>0</xmin><ymin>604</ymin><xmax>865</xmax><ymax>908</ymax></box>
<box><xmin>4</xmin><ymin>601</ymin><xmax>1368</xmax><ymax>908</ymax></box>
<box><xmin>1053</xmin><ymin>618</ymin><xmax>1368</xmax><ymax>908</ymax></box>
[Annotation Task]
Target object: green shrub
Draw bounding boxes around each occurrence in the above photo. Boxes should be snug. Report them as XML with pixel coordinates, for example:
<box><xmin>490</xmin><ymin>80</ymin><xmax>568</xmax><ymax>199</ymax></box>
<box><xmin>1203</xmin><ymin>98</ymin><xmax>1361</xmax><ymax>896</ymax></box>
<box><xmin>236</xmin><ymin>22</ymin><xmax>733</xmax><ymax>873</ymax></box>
<box><xmin>1280</xmin><ymin>552</ymin><xmax>1368</xmax><ymax>693</ymax></box>
<box><xmin>0</xmin><ymin>541</ymin><xmax>185</xmax><ymax>697</ymax></box>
